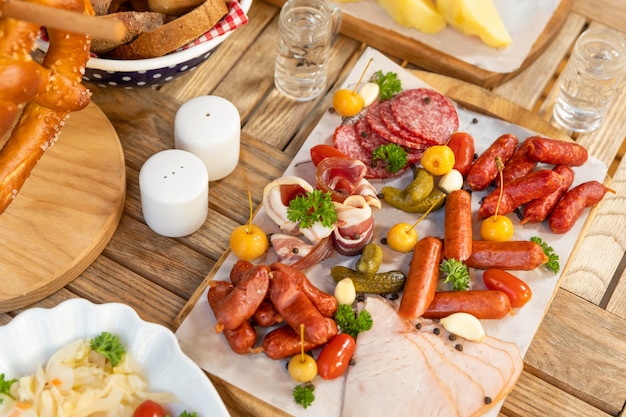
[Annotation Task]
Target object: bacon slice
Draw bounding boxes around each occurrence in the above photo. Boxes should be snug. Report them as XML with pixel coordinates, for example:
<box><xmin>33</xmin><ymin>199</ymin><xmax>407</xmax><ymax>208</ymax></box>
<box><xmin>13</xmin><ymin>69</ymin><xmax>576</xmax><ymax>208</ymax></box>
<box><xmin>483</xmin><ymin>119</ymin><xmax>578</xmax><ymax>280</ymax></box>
<box><xmin>316</xmin><ymin>156</ymin><xmax>381</xmax><ymax>209</ymax></box>
<box><xmin>332</xmin><ymin>195</ymin><xmax>375</xmax><ymax>256</ymax></box>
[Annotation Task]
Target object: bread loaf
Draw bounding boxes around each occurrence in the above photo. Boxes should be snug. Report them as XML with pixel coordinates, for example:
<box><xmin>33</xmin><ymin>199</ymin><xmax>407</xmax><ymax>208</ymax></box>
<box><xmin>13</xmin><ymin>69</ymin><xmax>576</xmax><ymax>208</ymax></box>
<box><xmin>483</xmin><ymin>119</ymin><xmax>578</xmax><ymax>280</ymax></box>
<box><xmin>91</xmin><ymin>11</ymin><xmax>166</xmax><ymax>55</ymax></box>
<box><xmin>108</xmin><ymin>0</ymin><xmax>228</xmax><ymax>59</ymax></box>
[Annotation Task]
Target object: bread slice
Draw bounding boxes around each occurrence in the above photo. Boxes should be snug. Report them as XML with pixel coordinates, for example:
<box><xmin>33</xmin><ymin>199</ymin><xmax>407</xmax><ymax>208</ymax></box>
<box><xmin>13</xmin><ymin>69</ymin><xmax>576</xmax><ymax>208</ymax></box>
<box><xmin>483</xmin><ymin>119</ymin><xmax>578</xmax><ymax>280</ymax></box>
<box><xmin>108</xmin><ymin>0</ymin><xmax>228</xmax><ymax>59</ymax></box>
<box><xmin>91</xmin><ymin>11</ymin><xmax>166</xmax><ymax>55</ymax></box>
<box><xmin>148</xmin><ymin>0</ymin><xmax>206</xmax><ymax>16</ymax></box>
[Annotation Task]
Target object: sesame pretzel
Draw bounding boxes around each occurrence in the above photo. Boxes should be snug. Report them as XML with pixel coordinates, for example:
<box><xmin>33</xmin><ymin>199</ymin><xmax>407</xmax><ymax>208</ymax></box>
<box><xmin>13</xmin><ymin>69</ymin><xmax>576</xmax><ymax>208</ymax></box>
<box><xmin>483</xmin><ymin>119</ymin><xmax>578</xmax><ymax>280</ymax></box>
<box><xmin>0</xmin><ymin>0</ymin><xmax>92</xmax><ymax>214</ymax></box>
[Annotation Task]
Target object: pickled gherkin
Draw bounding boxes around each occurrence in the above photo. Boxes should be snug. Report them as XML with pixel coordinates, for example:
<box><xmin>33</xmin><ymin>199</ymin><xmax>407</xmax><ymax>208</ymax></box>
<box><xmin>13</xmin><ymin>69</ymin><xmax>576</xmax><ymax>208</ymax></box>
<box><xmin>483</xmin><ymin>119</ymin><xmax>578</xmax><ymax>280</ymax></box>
<box><xmin>355</xmin><ymin>243</ymin><xmax>384</xmax><ymax>276</ymax></box>
<box><xmin>381</xmin><ymin>167</ymin><xmax>443</xmax><ymax>213</ymax></box>
<box><xmin>331</xmin><ymin>265</ymin><xmax>406</xmax><ymax>294</ymax></box>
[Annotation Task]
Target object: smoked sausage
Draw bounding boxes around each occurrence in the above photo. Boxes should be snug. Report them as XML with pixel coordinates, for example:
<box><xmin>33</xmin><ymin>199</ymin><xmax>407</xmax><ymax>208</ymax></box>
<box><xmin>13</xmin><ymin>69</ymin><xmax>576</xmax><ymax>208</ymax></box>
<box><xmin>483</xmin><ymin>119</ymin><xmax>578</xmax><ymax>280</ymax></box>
<box><xmin>478</xmin><ymin>169</ymin><xmax>562</xmax><ymax>219</ymax></box>
<box><xmin>548</xmin><ymin>180</ymin><xmax>614</xmax><ymax>233</ymax></box>
<box><xmin>444</xmin><ymin>189</ymin><xmax>473</xmax><ymax>261</ymax></box>
<box><xmin>521</xmin><ymin>165</ymin><xmax>575</xmax><ymax>224</ymax></box>
<box><xmin>526</xmin><ymin>136</ymin><xmax>588</xmax><ymax>166</ymax></box>
<box><xmin>207</xmin><ymin>280</ymin><xmax>258</xmax><ymax>355</ymax></box>
<box><xmin>398</xmin><ymin>237</ymin><xmax>442</xmax><ymax>319</ymax></box>
<box><xmin>496</xmin><ymin>138</ymin><xmax>537</xmax><ymax>186</ymax></box>
<box><xmin>230</xmin><ymin>259</ymin><xmax>254</xmax><ymax>286</ymax></box>
<box><xmin>465</xmin><ymin>240</ymin><xmax>548</xmax><ymax>270</ymax></box>
<box><xmin>271</xmin><ymin>262</ymin><xmax>338</xmax><ymax>318</ymax></box>
<box><xmin>214</xmin><ymin>264</ymin><xmax>270</xmax><ymax>332</ymax></box>
<box><xmin>269</xmin><ymin>264</ymin><xmax>337</xmax><ymax>345</ymax></box>
<box><xmin>423</xmin><ymin>290</ymin><xmax>512</xmax><ymax>319</ymax></box>
<box><xmin>466</xmin><ymin>134</ymin><xmax>519</xmax><ymax>191</ymax></box>
<box><xmin>262</xmin><ymin>325</ymin><xmax>326</xmax><ymax>360</ymax></box>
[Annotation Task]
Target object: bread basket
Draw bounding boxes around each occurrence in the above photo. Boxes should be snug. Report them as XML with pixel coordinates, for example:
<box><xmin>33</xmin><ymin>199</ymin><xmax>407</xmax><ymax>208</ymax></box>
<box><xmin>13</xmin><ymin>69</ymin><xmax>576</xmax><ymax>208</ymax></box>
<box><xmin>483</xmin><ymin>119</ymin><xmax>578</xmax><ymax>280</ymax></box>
<box><xmin>35</xmin><ymin>0</ymin><xmax>252</xmax><ymax>88</ymax></box>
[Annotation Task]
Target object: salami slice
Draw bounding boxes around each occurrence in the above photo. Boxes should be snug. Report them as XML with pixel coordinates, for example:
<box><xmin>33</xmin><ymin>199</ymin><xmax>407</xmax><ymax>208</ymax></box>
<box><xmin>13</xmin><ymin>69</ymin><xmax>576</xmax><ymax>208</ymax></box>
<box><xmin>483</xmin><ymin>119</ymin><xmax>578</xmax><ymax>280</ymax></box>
<box><xmin>366</xmin><ymin>100</ymin><xmax>426</xmax><ymax>150</ymax></box>
<box><xmin>379</xmin><ymin>99</ymin><xmax>428</xmax><ymax>147</ymax></box>
<box><xmin>390</xmin><ymin>88</ymin><xmax>458</xmax><ymax>145</ymax></box>
<box><xmin>332</xmin><ymin>123</ymin><xmax>405</xmax><ymax>179</ymax></box>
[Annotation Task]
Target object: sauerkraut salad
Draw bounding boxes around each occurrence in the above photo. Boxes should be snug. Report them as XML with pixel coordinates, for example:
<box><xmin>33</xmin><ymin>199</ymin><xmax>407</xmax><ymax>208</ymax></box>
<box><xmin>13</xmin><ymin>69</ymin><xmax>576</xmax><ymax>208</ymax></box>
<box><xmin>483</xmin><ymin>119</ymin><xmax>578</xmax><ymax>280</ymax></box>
<box><xmin>0</xmin><ymin>332</ymin><xmax>188</xmax><ymax>417</ymax></box>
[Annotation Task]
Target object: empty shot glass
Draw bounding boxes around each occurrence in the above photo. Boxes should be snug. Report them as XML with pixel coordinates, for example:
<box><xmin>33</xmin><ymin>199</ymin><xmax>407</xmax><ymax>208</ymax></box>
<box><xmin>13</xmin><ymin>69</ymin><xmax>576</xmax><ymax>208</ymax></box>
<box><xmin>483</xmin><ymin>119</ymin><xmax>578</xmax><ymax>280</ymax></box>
<box><xmin>553</xmin><ymin>27</ymin><xmax>625</xmax><ymax>132</ymax></box>
<box><xmin>274</xmin><ymin>0</ymin><xmax>341</xmax><ymax>101</ymax></box>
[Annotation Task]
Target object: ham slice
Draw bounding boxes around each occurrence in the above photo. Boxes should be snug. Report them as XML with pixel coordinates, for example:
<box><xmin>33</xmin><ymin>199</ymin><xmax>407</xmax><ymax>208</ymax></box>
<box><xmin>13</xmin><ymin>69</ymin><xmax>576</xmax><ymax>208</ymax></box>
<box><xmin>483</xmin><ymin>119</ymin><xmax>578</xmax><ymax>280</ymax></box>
<box><xmin>342</xmin><ymin>297</ymin><xmax>523</xmax><ymax>417</ymax></box>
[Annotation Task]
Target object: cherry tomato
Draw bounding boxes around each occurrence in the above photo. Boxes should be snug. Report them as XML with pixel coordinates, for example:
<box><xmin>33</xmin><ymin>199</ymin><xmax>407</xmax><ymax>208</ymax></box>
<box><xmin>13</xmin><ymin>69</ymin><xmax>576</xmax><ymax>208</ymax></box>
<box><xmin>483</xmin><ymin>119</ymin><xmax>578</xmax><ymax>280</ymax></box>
<box><xmin>310</xmin><ymin>144</ymin><xmax>349</xmax><ymax>166</ymax></box>
<box><xmin>333</xmin><ymin>89</ymin><xmax>364</xmax><ymax>117</ymax></box>
<box><xmin>288</xmin><ymin>353</ymin><xmax>318</xmax><ymax>382</ymax></box>
<box><xmin>480</xmin><ymin>215</ymin><xmax>514</xmax><ymax>242</ymax></box>
<box><xmin>229</xmin><ymin>224</ymin><xmax>269</xmax><ymax>261</ymax></box>
<box><xmin>483</xmin><ymin>269</ymin><xmax>532</xmax><ymax>308</ymax></box>
<box><xmin>133</xmin><ymin>400</ymin><xmax>166</xmax><ymax>417</ymax></box>
<box><xmin>447</xmin><ymin>132</ymin><xmax>475</xmax><ymax>176</ymax></box>
<box><xmin>317</xmin><ymin>333</ymin><xmax>356</xmax><ymax>380</ymax></box>
<box><xmin>421</xmin><ymin>145</ymin><xmax>456</xmax><ymax>176</ymax></box>
<box><xmin>386</xmin><ymin>222</ymin><xmax>418</xmax><ymax>253</ymax></box>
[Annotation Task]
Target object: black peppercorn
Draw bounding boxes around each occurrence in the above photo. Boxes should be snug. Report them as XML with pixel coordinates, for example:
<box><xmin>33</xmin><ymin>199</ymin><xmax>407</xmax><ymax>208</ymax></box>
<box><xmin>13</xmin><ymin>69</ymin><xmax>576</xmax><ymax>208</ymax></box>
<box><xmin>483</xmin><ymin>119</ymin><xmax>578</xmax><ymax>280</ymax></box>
<box><xmin>484</xmin><ymin>397</ymin><xmax>492</xmax><ymax>405</ymax></box>
<box><xmin>455</xmin><ymin>344</ymin><xmax>463</xmax><ymax>352</ymax></box>
<box><xmin>433</xmin><ymin>327</ymin><xmax>441</xmax><ymax>335</ymax></box>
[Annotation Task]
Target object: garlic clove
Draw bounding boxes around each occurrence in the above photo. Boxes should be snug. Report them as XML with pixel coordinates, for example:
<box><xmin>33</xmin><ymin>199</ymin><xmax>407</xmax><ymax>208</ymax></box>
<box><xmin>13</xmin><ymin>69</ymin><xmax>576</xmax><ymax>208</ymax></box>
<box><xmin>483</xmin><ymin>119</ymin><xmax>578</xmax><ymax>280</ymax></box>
<box><xmin>358</xmin><ymin>83</ymin><xmax>380</xmax><ymax>108</ymax></box>
<box><xmin>334</xmin><ymin>277</ymin><xmax>357</xmax><ymax>305</ymax></box>
<box><xmin>438</xmin><ymin>168</ymin><xmax>464</xmax><ymax>194</ymax></box>
<box><xmin>440</xmin><ymin>312</ymin><xmax>486</xmax><ymax>342</ymax></box>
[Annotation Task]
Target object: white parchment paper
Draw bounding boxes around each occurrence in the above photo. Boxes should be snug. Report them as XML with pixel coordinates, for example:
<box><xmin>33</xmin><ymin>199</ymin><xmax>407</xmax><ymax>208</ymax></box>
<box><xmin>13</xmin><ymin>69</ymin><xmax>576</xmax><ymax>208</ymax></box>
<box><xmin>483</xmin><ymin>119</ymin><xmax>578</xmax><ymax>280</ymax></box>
<box><xmin>336</xmin><ymin>0</ymin><xmax>562</xmax><ymax>73</ymax></box>
<box><xmin>176</xmin><ymin>47</ymin><xmax>608</xmax><ymax>417</ymax></box>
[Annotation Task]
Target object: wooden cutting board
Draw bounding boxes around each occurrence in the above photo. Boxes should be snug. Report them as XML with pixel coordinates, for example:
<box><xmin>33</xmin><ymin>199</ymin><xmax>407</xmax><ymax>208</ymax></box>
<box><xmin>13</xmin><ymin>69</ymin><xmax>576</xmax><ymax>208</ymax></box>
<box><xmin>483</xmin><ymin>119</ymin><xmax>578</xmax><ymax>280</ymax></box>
<box><xmin>263</xmin><ymin>0</ymin><xmax>573</xmax><ymax>88</ymax></box>
<box><xmin>0</xmin><ymin>102</ymin><xmax>126</xmax><ymax>313</ymax></box>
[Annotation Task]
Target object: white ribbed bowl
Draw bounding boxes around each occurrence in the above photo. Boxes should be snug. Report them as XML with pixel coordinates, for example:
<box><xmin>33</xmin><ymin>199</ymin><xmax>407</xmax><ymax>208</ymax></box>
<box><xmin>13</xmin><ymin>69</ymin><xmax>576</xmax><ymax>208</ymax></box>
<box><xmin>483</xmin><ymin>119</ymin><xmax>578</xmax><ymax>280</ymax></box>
<box><xmin>0</xmin><ymin>298</ymin><xmax>230</xmax><ymax>417</ymax></box>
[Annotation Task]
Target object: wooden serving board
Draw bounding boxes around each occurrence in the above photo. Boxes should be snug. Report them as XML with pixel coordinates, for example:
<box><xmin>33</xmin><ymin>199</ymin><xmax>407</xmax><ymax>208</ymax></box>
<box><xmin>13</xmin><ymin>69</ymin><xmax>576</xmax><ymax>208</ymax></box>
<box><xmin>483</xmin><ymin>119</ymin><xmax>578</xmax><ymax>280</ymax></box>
<box><xmin>263</xmin><ymin>0</ymin><xmax>573</xmax><ymax>89</ymax></box>
<box><xmin>0</xmin><ymin>102</ymin><xmax>126</xmax><ymax>313</ymax></box>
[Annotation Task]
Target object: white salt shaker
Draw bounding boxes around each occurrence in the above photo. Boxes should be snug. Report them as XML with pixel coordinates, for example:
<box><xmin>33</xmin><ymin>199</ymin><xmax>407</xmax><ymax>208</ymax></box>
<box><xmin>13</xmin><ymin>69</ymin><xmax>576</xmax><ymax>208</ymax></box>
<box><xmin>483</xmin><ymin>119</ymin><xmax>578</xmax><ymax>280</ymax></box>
<box><xmin>139</xmin><ymin>149</ymin><xmax>208</xmax><ymax>237</ymax></box>
<box><xmin>174</xmin><ymin>96</ymin><xmax>241</xmax><ymax>181</ymax></box>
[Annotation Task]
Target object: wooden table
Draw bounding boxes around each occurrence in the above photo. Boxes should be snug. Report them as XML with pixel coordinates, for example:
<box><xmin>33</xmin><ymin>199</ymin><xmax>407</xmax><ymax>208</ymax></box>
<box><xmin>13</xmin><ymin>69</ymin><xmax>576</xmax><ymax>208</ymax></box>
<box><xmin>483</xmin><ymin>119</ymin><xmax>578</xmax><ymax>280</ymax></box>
<box><xmin>2</xmin><ymin>0</ymin><xmax>625</xmax><ymax>416</ymax></box>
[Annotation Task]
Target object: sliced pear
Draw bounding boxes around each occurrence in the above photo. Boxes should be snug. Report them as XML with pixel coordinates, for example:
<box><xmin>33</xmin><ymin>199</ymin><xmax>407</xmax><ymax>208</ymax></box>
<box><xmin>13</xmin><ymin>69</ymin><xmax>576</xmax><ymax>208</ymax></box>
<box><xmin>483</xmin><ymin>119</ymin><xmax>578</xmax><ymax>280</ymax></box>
<box><xmin>436</xmin><ymin>0</ymin><xmax>512</xmax><ymax>48</ymax></box>
<box><xmin>377</xmin><ymin>0</ymin><xmax>447</xmax><ymax>34</ymax></box>
<box><xmin>440</xmin><ymin>312</ymin><xmax>486</xmax><ymax>342</ymax></box>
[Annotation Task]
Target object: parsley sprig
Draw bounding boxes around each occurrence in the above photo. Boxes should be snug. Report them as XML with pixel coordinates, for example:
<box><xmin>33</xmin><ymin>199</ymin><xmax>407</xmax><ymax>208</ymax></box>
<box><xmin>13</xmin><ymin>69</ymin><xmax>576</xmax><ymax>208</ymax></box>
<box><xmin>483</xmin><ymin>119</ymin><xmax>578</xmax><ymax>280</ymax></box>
<box><xmin>293</xmin><ymin>383</ymin><xmax>315</xmax><ymax>409</ymax></box>
<box><xmin>371</xmin><ymin>70</ymin><xmax>402</xmax><ymax>100</ymax></box>
<box><xmin>440</xmin><ymin>258</ymin><xmax>471</xmax><ymax>291</ymax></box>
<box><xmin>372</xmin><ymin>143</ymin><xmax>408</xmax><ymax>173</ymax></box>
<box><xmin>287</xmin><ymin>190</ymin><xmax>337</xmax><ymax>229</ymax></box>
<box><xmin>0</xmin><ymin>374</ymin><xmax>16</xmax><ymax>404</ymax></box>
<box><xmin>90</xmin><ymin>332</ymin><xmax>126</xmax><ymax>367</ymax></box>
<box><xmin>531</xmin><ymin>236</ymin><xmax>560</xmax><ymax>274</ymax></box>
<box><xmin>334</xmin><ymin>304</ymin><xmax>373</xmax><ymax>339</ymax></box>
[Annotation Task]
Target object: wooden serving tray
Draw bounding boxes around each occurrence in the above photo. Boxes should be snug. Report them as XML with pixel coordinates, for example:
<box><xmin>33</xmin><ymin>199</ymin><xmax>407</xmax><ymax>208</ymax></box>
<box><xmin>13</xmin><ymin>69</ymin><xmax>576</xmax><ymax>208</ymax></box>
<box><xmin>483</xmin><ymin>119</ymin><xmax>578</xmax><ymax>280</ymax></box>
<box><xmin>174</xmin><ymin>66</ymin><xmax>607</xmax><ymax>416</ymax></box>
<box><xmin>0</xmin><ymin>102</ymin><xmax>126</xmax><ymax>313</ymax></box>
<box><xmin>263</xmin><ymin>0</ymin><xmax>573</xmax><ymax>88</ymax></box>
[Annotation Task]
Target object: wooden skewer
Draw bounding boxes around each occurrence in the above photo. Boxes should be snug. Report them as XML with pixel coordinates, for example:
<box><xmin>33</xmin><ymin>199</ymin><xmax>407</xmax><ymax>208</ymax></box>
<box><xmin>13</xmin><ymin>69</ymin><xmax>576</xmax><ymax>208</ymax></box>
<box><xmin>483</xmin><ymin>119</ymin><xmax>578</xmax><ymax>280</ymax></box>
<box><xmin>0</xmin><ymin>0</ymin><xmax>126</xmax><ymax>42</ymax></box>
